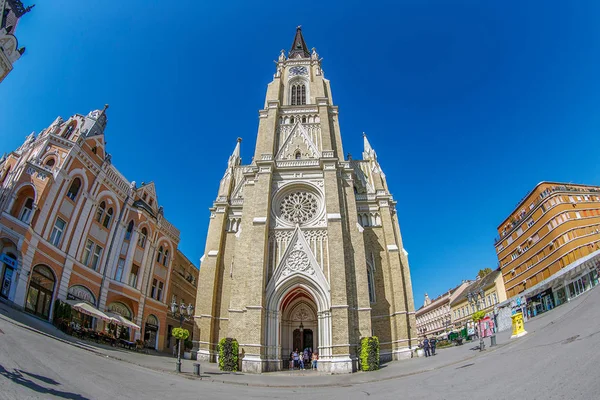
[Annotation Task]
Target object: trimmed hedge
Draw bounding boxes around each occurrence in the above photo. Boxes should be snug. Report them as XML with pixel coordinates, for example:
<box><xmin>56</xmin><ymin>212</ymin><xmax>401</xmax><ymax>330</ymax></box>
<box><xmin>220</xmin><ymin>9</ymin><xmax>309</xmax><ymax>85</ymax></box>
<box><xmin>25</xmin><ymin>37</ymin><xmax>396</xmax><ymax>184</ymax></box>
<box><xmin>360</xmin><ymin>336</ymin><xmax>380</xmax><ymax>371</ymax></box>
<box><xmin>218</xmin><ymin>338</ymin><xmax>239</xmax><ymax>372</ymax></box>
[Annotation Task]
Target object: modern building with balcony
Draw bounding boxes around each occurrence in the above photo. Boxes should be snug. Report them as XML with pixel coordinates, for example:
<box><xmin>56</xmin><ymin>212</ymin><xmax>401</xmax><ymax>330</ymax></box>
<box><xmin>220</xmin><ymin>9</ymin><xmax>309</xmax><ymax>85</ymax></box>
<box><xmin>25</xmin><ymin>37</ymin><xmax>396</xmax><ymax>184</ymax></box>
<box><xmin>494</xmin><ymin>182</ymin><xmax>600</xmax><ymax>320</ymax></box>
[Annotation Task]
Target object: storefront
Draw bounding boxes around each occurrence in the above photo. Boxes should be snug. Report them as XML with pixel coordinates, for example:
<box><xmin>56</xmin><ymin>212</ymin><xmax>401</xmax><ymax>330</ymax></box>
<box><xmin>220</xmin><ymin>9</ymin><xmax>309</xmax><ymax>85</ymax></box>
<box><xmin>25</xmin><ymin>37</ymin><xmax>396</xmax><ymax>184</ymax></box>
<box><xmin>526</xmin><ymin>288</ymin><xmax>554</xmax><ymax>318</ymax></box>
<box><xmin>144</xmin><ymin>314</ymin><xmax>159</xmax><ymax>349</ymax></box>
<box><xmin>25</xmin><ymin>265</ymin><xmax>56</xmax><ymax>320</ymax></box>
<box><xmin>67</xmin><ymin>285</ymin><xmax>97</xmax><ymax>329</ymax></box>
<box><xmin>565</xmin><ymin>268</ymin><xmax>598</xmax><ymax>300</ymax></box>
<box><xmin>0</xmin><ymin>252</ymin><xmax>17</xmax><ymax>300</ymax></box>
<box><xmin>107</xmin><ymin>302</ymin><xmax>136</xmax><ymax>341</ymax></box>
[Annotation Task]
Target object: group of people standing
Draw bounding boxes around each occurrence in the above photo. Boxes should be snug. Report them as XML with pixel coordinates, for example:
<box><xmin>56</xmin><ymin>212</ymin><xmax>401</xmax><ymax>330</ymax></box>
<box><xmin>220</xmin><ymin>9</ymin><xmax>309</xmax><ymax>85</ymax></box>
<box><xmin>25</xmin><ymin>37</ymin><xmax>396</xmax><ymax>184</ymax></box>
<box><xmin>289</xmin><ymin>348</ymin><xmax>318</xmax><ymax>370</ymax></box>
<box><xmin>422</xmin><ymin>337</ymin><xmax>437</xmax><ymax>357</ymax></box>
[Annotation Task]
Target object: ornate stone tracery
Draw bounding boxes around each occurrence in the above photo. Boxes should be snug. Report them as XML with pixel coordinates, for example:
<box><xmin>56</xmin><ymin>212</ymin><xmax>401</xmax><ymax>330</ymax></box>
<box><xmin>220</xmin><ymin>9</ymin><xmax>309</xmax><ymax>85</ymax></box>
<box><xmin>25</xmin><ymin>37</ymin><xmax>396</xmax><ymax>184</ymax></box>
<box><xmin>280</xmin><ymin>191</ymin><xmax>318</xmax><ymax>223</ymax></box>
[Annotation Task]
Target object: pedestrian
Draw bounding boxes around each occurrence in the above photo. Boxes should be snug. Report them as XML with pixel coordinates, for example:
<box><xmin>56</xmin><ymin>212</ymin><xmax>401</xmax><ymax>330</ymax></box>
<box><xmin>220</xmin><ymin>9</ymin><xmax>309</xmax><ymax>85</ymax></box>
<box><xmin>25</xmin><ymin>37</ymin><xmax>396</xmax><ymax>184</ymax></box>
<box><xmin>430</xmin><ymin>337</ymin><xmax>437</xmax><ymax>356</ymax></box>
<box><xmin>312</xmin><ymin>352</ymin><xmax>318</xmax><ymax>370</ymax></box>
<box><xmin>293</xmin><ymin>348</ymin><xmax>300</xmax><ymax>369</ymax></box>
<box><xmin>423</xmin><ymin>337</ymin><xmax>430</xmax><ymax>357</ymax></box>
<box><xmin>289</xmin><ymin>352</ymin><xmax>294</xmax><ymax>370</ymax></box>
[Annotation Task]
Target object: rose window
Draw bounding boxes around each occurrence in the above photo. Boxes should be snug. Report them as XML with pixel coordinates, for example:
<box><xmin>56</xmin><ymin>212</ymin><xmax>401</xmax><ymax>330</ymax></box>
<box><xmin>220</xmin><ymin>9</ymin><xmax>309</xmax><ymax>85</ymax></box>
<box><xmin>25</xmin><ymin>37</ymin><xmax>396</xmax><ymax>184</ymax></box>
<box><xmin>286</xmin><ymin>250</ymin><xmax>309</xmax><ymax>272</ymax></box>
<box><xmin>280</xmin><ymin>191</ymin><xmax>318</xmax><ymax>223</ymax></box>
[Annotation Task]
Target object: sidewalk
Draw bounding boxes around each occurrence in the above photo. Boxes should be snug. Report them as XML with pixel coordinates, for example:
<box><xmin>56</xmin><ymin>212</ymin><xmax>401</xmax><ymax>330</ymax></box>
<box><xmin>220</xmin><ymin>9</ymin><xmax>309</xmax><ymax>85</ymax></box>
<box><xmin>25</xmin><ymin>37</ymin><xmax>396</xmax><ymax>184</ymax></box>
<box><xmin>4</xmin><ymin>290</ymin><xmax>591</xmax><ymax>388</ymax></box>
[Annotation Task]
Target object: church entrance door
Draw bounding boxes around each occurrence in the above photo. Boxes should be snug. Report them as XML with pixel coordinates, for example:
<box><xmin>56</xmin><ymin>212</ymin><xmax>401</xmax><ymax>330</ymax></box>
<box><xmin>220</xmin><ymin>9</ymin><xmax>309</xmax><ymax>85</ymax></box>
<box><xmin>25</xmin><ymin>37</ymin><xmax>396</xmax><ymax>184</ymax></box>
<box><xmin>280</xmin><ymin>287</ymin><xmax>318</xmax><ymax>364</ymax></box>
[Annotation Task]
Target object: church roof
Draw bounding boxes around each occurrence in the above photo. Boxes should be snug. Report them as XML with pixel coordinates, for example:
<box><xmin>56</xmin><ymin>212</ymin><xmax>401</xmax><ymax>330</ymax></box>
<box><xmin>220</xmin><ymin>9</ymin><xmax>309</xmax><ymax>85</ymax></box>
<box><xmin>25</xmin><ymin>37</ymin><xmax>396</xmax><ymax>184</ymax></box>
<box><xmin>288</xmin><ymin>26</ymin><xmax>310</xmax><ymax>59</ymax></box>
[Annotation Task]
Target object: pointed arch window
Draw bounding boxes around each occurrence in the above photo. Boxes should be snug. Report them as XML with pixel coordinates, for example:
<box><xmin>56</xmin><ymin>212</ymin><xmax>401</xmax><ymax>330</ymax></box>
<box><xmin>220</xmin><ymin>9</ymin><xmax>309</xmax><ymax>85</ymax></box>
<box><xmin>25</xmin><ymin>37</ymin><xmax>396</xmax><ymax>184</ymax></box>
<box><xmin>157</xmin><ymin>246</ymin><xmax>164</xmax><ymax>263</ymax></box>
<box><xmin>295</xmin><ymin>151</ymin><xmax>301</xmax><ymax>160</ymax></box>
<box><xmin>290</xmin><ymin>81</ymin><xmax>307</xmax><ymax>105</ymax></box>
<box><xmin>96</xmin><ymin>201</ymin><xmax>106</xmax><ymax>223</ymax></box>
<box><xmin>66</xmin><ymin>178</ymin><xmax>81</xmax><ymax>201</ymax></box>
<box><xmin>138</xmin><ymin>227</ymin><xmax>148</xmax><ymax>248</ymax></box>
<box><xmin>163</xmin><ymin>249</ymin><xmax>169</xmax><ymax>266</ymax></box>
<box><xmin>125</xmin><ymin>220</ymin><xmax>134</xmax><ymax>241</ymax></box>
<box><xmin>103</xmin><ymin>207</ymin><xmax>113</xmax><ymax>228</ymax></box>
<box><xmin>63</xmin><ymin>123</ymin><xmax>76</xmax><ymax>138</ymax></box>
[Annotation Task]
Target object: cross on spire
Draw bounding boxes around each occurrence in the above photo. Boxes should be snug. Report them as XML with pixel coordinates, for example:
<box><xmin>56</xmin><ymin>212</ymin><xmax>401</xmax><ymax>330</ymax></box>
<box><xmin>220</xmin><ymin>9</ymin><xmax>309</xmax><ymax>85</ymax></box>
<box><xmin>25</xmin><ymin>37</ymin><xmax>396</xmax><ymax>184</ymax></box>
<box><xmin>289</xmin><ymin>26</ymin><xmax>310</xmax><ymax>59</ymax></box>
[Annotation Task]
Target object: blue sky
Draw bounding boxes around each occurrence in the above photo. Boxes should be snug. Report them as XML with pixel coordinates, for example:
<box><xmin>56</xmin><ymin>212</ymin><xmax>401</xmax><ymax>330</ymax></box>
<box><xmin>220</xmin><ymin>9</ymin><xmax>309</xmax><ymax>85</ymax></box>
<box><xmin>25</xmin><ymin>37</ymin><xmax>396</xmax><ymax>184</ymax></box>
<box><xmin>3</xmin><ymin>1</ymin><xmax>600</xmax><ymax>308</ymax></box>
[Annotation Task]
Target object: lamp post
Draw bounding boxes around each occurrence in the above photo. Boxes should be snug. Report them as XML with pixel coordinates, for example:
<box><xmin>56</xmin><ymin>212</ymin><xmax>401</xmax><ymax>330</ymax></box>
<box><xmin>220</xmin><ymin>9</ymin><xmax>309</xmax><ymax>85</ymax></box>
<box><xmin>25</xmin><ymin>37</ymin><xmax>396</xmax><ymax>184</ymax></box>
<box><xmin>467</xmin><ymin>288</ymin><xmax>485</xmax><ymax>351</ymax></box>
<box><xmin>170</xmin><ymin>301</ymin><xmax>194</xmax><ymax>373</ymax></box>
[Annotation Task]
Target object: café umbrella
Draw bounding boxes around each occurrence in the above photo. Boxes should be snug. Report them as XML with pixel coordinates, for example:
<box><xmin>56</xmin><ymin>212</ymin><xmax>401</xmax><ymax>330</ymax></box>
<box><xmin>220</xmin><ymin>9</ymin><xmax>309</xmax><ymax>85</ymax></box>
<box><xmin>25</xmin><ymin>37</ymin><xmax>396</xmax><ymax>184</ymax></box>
<box><xmin>64</xmin><ymin>299</ymin><xmax>117</xmax><ymax>323</ymax></box>
<box><xmin>105</xmin><ymin>312</ymin><xmax>141</xmax><ymax>330</ymax></box>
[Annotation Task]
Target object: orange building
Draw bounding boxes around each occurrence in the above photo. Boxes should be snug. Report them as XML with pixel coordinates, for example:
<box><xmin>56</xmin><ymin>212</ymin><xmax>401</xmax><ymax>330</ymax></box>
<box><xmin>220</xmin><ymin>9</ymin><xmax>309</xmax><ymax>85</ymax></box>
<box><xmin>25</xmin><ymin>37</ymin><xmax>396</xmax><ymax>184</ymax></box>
<box><xmin>164</xmin><ymin>249</ymin><xmax>198</xmax><ymax>353</ymax></box>
<box><xmin>495</xmin><ymin>182</ymin><xmax>600</xmax><ymax>316</ymax></box>
<box><xmin>0</xmin><ymin>106</ymin><xmax>181</xmax><ymax>350</ymax></box>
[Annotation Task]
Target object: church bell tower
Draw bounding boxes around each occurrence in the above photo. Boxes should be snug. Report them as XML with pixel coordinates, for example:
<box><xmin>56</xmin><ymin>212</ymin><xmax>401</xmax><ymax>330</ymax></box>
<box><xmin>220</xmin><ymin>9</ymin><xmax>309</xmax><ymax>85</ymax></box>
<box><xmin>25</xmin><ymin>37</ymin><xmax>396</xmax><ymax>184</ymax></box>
<box><xmin>194</xmin><ymin>27</ymin><xmax>417</xmax><ymax>373</ymax></box>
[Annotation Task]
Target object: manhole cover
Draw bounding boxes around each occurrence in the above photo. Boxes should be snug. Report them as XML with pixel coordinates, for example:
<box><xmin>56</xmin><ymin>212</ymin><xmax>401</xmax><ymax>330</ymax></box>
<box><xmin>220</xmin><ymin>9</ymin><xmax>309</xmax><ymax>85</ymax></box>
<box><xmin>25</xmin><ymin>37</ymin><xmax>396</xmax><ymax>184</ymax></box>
<box><xmin>562</xmin><ymin>335</ymin><xmax>580</xmax><ymax>344</ymax></box>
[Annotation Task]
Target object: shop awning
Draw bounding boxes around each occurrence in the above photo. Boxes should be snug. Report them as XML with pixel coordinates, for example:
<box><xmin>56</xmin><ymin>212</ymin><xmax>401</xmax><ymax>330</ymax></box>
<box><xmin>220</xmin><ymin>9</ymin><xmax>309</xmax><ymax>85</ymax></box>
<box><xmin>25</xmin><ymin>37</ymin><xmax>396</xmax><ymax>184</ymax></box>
<box><xmin>105</xmin><ymin>312</ymin><xmax>141</xmax><ymax>331</ymax></box>
<box><xmin>64</xmin><ymin>300</ymin><xmax>116</xmax><ymax>323</ymax></box>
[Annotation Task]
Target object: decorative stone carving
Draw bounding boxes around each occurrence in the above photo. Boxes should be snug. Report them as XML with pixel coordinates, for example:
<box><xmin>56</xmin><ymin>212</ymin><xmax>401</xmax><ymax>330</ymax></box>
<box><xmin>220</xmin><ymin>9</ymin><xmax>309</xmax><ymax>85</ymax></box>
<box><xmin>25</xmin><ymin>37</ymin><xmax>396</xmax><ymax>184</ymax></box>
<box><xmin>282</xmin><ymin>242</ymin><xmax>314</xmax><ymax>276</ymax></box>
<box><xmin>280</xmin><ymin>191</ymin><xmax>318</xmax><ymax>224</ymax></box>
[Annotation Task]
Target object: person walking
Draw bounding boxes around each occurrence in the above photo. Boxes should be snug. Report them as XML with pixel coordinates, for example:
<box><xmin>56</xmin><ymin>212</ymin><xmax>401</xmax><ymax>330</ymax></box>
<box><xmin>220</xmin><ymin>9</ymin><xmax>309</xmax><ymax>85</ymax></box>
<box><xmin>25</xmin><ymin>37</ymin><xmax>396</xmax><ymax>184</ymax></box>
<box><xmin>293</xmin><ymin>348</ymin><xmax>300</xmax><ymax>369</ymax></box>
<box><xmin>312</xmin><ymin>352</ymin><xmax>318</xmax><ymax>370</ymax></box>
<box><xmin>430</xmin><ymin>337</ymin><xmax>437</xmax><ymax>356</ymax></box>
<box><xmin>423</xmin><ymin>337</ymin><xmax>431</xmax><ymax>358</ymax></box>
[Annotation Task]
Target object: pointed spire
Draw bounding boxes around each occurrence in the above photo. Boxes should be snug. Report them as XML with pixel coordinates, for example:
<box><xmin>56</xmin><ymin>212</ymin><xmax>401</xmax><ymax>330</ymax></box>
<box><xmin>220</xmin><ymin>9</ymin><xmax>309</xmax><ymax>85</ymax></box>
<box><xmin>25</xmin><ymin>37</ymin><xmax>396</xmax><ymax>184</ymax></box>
<box><xmin>289</xmin><ymin>26</ymin><xmax>310</xmax><ymax>59</ymax></box>
<box><xmin>362</xmin><ymin>132</ymin><xmax>377</xmax><ymax>161</ymax></box>
<box><xmin>228</xmin><ymin>137</ymin><xmax>242</xmax><ymax>168</ymax></box>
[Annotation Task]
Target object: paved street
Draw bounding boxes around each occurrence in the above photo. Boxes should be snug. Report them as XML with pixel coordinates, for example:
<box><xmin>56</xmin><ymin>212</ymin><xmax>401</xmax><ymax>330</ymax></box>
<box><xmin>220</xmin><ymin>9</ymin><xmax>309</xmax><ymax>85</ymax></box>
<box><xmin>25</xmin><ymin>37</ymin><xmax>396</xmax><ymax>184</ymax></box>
<box><xmin>1</xmin><ymin>287</ymin><xmax>600</xmax><ymax>399</ymax></box>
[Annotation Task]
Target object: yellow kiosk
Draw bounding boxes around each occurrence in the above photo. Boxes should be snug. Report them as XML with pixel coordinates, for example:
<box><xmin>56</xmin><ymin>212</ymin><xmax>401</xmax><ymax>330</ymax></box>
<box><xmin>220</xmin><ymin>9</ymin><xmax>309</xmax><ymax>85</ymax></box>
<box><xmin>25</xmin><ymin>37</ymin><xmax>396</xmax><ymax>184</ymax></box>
<box><xmin>510</xmin><ymin>312</ymin><xmax>528</xmax><ymax>339</ymax></box>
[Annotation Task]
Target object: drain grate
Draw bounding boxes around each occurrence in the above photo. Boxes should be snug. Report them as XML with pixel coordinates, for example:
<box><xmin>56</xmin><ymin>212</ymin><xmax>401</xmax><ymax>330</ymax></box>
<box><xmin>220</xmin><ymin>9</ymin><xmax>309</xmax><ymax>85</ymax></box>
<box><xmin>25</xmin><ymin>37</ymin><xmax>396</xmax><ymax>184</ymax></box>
<box><xmin>562</xmin><ymin>335</ymin><xmax>580</xmax><ymax>344</ymax></box>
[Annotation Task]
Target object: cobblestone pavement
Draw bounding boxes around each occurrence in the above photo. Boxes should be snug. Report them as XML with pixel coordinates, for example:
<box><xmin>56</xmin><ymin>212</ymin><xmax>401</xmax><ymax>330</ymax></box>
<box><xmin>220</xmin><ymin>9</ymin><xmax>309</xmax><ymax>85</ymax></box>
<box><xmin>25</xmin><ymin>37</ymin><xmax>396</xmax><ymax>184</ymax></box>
<box><xmin>1</xmin><ymin>286</ymin><xmax>599</xmax><ymax>399</ymax></box>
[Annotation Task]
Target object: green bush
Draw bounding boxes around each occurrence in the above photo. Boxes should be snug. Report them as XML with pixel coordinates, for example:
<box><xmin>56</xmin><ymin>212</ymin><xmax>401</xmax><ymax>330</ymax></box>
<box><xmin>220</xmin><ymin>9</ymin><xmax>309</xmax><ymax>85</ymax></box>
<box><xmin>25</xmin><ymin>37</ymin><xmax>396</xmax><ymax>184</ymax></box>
<box><xmin>472</xmin><ymin>311</ymin><xmax>486</xmax><ymax>322</ymax></box>
<box><xmin>172</xmin><ymin>327</ymin><xmax>190</xmax><ymax>340</ymax></box>
<box><xmin>184</xmin><ymin>338</ymin><xmax>193</xmax><ymax>351</ymax></box>
<box><xmin>218</xmin><ymin>338</ymin><xmax>239</xmax><ymax>372</ymax></box>
<box><xmin>360</xmin><ymin>336</ymin><xmax>380</xmax><ymax>371</ymax></box>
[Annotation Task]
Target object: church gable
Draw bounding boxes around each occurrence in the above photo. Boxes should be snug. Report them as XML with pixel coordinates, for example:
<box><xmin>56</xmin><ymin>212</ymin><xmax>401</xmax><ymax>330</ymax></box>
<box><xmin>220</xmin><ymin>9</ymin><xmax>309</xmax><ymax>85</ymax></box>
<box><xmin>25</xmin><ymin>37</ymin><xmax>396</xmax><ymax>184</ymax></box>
<box><xmin>267</xmin><ymin>226</ymin><xmax>329</xmax><ymax>292</ymax></box>
<box><xmin>276</xmin><ymin>122</ymin><xmax>321</xmax><ymax>160</ymax></box>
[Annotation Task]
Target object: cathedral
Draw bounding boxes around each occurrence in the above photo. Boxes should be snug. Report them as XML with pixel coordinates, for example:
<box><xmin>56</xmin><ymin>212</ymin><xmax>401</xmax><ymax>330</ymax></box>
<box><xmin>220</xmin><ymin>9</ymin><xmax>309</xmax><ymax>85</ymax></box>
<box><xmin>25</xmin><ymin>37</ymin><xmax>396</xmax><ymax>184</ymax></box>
<box><xmin>194</xmin><ymin>27</ymin><xmax>417</xmax><ymax>373</ymax></box>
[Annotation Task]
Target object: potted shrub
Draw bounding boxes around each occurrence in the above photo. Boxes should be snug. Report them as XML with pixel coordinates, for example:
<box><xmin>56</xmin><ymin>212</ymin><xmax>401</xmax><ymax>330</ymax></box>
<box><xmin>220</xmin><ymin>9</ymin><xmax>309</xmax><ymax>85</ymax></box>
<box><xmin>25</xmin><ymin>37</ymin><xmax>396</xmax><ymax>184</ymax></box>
<box><xmin>183</xmin><ymin>338</ymin><xmax>193</xmax><ymax>359</ymax></box>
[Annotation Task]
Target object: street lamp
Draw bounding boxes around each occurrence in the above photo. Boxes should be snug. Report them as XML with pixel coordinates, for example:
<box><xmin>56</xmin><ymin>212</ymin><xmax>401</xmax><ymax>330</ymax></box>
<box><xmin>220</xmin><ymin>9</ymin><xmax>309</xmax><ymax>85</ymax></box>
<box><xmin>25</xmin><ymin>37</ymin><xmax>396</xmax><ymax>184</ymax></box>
<box><xmin>170</xmin><ymin>301</ymin><xmax>194</xmax><ymax>373</ymax></box>
<box><xmin>467</xmin><ymin>288</ymin><xmax>485</xmax><ymax>351</ymax></box>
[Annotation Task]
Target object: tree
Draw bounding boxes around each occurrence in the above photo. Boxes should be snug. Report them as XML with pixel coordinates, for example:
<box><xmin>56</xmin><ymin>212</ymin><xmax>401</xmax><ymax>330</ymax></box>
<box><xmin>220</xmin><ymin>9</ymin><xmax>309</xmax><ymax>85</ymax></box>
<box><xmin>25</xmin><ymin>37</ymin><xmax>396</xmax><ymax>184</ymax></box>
<box><xmin>477</xmin><ymin>268</ymin><xmax>492</xmax><ymax>279</ymax></box>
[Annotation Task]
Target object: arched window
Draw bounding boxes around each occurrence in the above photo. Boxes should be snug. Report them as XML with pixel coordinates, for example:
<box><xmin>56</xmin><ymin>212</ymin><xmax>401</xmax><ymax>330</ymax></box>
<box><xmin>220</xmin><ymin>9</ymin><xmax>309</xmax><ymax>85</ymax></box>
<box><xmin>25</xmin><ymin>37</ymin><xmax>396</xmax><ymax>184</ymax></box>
<box><xmin>163</xmin><ymin>249</ymin><xmax>169</xmax><ymax>266</ymax></box>
<box><xmin>157</xmin><ymin>246</ymin><xmax>163</xmax><ymax>263</ymax></box>
<box><xmin>290</xmin><ymin>82</ymin><xmax>306</xmax><ymax>105</ymax></box>
<box><xmin>19</xmin><ymin>198</ymin><xmax>34</xmax><ymax>224</ymax></box>
<box><xmin>295</xmin><ymin>151</ymin><xmax>301</xmax><ymax>159</ymax></box>
<box><xmin>125</xmin><ymin>220</ymin><xmax>134</xmax><ymax>241</ymax></box>
<box><xmin>66</xmin><ymin>178</ymin><xmax>81</xmax><ymax>201</ymax></box>
<box><xmin>45</xmin><ymin>158</ymin><xmax>56</xmax><ymax>168</ymax></box>
<box><xmin>138</xmin><ymin>227</ymin><xmax>147</xmax><ymax>248</ymax></box>
<box><xmin>96</xmin><ymin>201</ymin><xmax>106</xmax><ymax>223</ymax></box>
<box><xmin>103</xmin><ymin>207</ymin><xmax>113</xmax><ymax>228</ymax></box>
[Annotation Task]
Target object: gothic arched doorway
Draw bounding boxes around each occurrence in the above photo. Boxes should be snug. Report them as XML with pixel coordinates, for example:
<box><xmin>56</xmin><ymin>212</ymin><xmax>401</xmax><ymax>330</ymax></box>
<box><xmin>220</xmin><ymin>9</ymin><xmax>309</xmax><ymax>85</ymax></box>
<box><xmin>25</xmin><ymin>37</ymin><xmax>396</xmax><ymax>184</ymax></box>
<box><xmin>280</xmin><ymin>287</ymin><xmax>318</xmax><ymax>366</ymax></box>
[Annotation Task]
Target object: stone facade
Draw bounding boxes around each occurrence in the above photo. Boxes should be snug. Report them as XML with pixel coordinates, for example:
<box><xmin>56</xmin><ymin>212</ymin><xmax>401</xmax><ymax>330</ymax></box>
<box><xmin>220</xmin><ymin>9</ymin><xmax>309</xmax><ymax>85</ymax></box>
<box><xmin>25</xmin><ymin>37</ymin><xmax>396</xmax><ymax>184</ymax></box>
<box><xmin>193</xmin><ymin>27</ymin><xmax>417</xmax><ymax>373</ymax></box>
<box><xmin>0</xmin><ymin>106</ymin><xmax>181</xmax><ymax>351</ymax></box>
